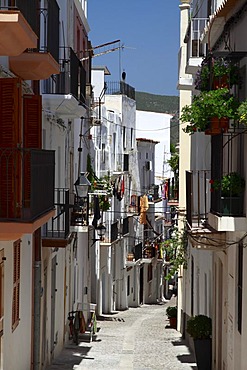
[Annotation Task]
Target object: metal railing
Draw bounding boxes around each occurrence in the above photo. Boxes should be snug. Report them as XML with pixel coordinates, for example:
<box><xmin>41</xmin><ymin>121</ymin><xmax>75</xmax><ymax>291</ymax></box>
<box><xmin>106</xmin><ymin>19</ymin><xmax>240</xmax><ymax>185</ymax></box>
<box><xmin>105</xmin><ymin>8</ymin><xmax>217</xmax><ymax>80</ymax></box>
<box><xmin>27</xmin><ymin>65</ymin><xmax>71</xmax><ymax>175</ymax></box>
<box><xmin>0</xmin><ymin>0</ymin><xmax>38</xmax><ymax>34</ymax></box>
<box><xmin>186</xmin><ymin>170</ymin><xmax>211</xmax><ymax>228</ymax></box>
<box><xmin>106</xmin><ymin>81</ymin><xmax>135</xmax><ymax>100</ymax></box>
<box><xmin>42</xmin><ymin>47</ymin><xmax>86</xmax><ymax>105</ymax></box>
<box><xmin>43</xmin><ymin>188</ymin><xmax>72</xmax><ymax>239</ymax></box>
<box><xmin>0</xmin><ymin>148</ymin><xmax>55</xmax><ymax>221</ymax></box>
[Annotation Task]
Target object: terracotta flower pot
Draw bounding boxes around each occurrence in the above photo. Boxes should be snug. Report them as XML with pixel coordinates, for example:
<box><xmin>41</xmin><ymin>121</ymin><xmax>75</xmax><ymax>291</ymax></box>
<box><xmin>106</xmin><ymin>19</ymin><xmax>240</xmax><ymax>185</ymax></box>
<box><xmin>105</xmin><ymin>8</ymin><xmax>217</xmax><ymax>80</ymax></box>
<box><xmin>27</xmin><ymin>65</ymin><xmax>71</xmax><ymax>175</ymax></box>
<box><xmin>169</xmin><ymin>317</ymin><xmax>177</xmax><ymax>329</ymax></box>
<box><xmin>212</xmin><ymin>75</ymin><xmax>229</xmax><ymax>89</ymax></box>
<box><xmin>205</xmin><ymin>117</ymin><xmax>229</xmax><ymax>135</ymax></box>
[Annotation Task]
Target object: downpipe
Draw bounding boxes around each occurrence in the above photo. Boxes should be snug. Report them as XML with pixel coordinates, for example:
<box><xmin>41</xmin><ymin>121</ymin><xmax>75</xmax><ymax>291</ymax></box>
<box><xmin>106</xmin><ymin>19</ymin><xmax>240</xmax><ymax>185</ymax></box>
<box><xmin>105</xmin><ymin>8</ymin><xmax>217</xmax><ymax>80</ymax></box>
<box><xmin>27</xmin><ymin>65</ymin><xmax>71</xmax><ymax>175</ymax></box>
<box><xmin>33</xmin><ymin>260</ymin><xmax>41</xmax><ymax>370</ymax></box>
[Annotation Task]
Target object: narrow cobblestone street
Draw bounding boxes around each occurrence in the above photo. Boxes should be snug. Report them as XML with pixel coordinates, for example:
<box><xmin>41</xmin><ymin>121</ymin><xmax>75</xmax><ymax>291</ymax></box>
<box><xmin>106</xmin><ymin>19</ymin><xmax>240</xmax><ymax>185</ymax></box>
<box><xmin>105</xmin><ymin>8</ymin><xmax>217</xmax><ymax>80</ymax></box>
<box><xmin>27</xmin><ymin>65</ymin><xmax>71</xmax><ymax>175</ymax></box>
<box><xmin>45</xmin><ymin>299</ymin><xmax>197</xmax><ymax>370</ymax></box>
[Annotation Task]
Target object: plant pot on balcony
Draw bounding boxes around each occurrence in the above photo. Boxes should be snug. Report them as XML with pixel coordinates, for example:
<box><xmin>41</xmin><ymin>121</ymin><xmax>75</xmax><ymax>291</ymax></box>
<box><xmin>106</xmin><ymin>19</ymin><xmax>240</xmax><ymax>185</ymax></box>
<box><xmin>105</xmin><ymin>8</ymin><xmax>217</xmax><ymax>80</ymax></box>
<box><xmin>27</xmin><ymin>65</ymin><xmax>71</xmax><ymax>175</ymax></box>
<box><xmin>205</xmin><ymin>117</ymin><xmax>229</xmax><ymax>135</ymax></box>
<box><xmin>212</xmin><ymin>75</ymin><xmax>229</xmax><ymax>90</ymax></box>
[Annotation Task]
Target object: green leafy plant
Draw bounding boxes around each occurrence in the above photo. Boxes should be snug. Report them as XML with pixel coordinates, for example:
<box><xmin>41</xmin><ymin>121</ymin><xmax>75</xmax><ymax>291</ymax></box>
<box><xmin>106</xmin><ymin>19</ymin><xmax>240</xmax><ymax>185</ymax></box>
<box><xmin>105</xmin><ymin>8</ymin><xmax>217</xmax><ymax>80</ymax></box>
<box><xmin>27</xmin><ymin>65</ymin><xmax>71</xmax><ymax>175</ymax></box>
<box><xmin>167</xmin><ymin>144</ymin><xmax>179</xmax><ymax>189</ymax></box>
<box><xmin>181</xmin><ymin>88</ymin><xmax>239</xmax><ymax>134</ymax></box>
<box><xmin>166</xmin><ymin>306</ymin><xmax>177</xmax><ymax>318</ymax></box>
<box><xmin>162</xmin><ymin>227</ymin><xmax>187</xmax><ymax>280</ymax></box>
<box><xmin>237</xmin><ymin>100</ymin><xmax>247</xmax><ymax>125</ymax></box>
<box><xmin>212</xmin><ymin>172</ymin><xmax>245</xmax><ymax>197</ymax></box>
<box><xmin>187</xmin><ymin>315</ymin><xmax>212</xmax><ymax>340</ymax></box>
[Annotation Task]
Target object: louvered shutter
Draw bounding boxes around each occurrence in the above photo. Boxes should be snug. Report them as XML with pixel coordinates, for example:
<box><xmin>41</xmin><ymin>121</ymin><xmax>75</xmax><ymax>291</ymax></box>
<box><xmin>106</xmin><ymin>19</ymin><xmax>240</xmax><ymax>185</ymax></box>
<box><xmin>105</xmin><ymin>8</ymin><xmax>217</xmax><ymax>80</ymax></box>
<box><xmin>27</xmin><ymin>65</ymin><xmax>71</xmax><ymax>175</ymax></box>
<box><xmin>23</xmin><ymin>94</ymin><xmax>42</xmax><ymax>149</ymax></box>
<box><xmin>0</xmin><ymin>78</ymin><xmax>21</xmax><ymax>218</ymax></box>
<box><xmin>23</xmin><ymin>94</ymin><xmax>42</xmax><ymax>208</ymax></box>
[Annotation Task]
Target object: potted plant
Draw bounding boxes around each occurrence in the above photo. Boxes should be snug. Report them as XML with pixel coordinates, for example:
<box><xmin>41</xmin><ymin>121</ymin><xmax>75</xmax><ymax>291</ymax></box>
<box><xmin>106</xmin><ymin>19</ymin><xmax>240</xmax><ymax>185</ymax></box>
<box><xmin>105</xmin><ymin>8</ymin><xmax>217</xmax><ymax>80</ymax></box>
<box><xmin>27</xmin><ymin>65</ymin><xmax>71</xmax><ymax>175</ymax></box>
<box><xmin>212</xmin><ymin>172</ymin><xmax>245</xmax><ymax>216</ymax></box>
<box><xmin>195</xmin><ymin>57</ymin><xmax>241</xmax><ymax>91</ymax></box>
<box><xmin>187</xmin><ymin>315</ymin><xmax>212</xmax><ymax>370</ymax></box>
<box><xmin>166</xmin><ymin>306</ymin><xmax>177</xmax><ymax>329</ymax></box>
<box><xmin>181</xmin><ymin>88</ymin><xmax>239</xmax><ymax>135</ymax></box>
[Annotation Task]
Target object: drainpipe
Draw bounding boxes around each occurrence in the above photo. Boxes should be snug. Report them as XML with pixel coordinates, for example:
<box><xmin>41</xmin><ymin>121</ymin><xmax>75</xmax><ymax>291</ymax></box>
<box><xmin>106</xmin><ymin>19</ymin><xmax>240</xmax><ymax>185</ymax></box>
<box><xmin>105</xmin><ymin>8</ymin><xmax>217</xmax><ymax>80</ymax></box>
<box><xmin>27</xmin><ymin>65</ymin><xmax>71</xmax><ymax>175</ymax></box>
<box><xmin>33</xmin><ymin>228</ymin><xmax>42</xmax><ymax>370</ymax></box>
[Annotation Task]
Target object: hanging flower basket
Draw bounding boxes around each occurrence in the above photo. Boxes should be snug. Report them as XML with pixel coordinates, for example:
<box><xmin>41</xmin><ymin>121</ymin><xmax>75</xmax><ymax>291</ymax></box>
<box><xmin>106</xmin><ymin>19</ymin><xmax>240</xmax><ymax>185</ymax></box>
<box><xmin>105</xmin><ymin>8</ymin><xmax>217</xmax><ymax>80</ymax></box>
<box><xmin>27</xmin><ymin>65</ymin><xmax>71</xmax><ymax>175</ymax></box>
<box><xmin>195</xmin><ymin>57</ymin><xmax>241</xmax><ymax>92</ymax></box>
<box><xmin>205</xmin><ymin>117</ymin><xmax>229</xmax><ymax>135</ymax></box>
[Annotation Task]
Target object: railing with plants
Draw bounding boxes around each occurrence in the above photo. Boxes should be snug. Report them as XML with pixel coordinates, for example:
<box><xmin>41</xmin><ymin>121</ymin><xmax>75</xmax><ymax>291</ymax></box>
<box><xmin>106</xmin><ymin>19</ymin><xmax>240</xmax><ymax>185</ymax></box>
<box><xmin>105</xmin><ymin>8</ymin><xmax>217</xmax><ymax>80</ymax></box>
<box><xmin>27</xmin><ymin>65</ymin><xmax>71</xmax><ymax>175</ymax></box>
<box><xmin>181</xmin><ymin>55</ymin><xmax>247</xmax><ymax>135</ymax></box>
<box><xmin>210</xmin><ymin>172</ymin><xmax>245</xmax><ymax>216</ymax></box>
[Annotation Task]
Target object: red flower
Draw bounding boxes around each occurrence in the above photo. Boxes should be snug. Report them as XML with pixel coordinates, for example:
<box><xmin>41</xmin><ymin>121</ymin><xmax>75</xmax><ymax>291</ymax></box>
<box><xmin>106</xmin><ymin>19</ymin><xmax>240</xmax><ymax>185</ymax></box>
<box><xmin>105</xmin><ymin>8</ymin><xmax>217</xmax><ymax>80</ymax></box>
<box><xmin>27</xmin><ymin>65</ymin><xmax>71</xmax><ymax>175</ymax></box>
<box><xmin>209</xmin><ymin>179</ymin><xmax>214</xmax><ymax>184</ymax></box>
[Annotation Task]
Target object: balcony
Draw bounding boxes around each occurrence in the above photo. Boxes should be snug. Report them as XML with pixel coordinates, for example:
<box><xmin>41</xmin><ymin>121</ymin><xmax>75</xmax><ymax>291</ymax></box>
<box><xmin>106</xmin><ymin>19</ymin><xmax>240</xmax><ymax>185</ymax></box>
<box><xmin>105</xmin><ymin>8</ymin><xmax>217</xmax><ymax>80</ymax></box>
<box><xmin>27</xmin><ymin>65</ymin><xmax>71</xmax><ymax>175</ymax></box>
<box><xmin>42</xmin><ymin>188</ymin><xmax>73</xmax><ymax>248</ymax></box>
<box><xmin>185</xmin><ymin>18</ymin><xmax>208</xmax><ymax>74</ymax></box>
<box><xmin>0</xmin><ymin>0</ymin><xmax>38</xmax><ymax>56</ymax></box>
<box><xmin>0</xmin><ymin>148</ymin><xmax>55</xmax><ymax>240</ymax></box>
<box><xmin>186</xmin><ymin>168</ymin><xmax>247</xmax><ymax>247</ymax></box>
<box><xmin>42</xmin><ymin>48</ymin><xmax>87</xmax><ymax>118</ymax></box>
<box><xmin>106</xmin><ymin>81</ymin><xmax>135</xmax><ymax>100</ymax></box>
<box><xmin>9</xmin><ymin>0</ymin><xmax>59</xmax><ymax>80</ymax></box>
<box><xmin>100</xmin><ymin>221</ymin><xmax>119</xmax><ymax>245</ymax></box>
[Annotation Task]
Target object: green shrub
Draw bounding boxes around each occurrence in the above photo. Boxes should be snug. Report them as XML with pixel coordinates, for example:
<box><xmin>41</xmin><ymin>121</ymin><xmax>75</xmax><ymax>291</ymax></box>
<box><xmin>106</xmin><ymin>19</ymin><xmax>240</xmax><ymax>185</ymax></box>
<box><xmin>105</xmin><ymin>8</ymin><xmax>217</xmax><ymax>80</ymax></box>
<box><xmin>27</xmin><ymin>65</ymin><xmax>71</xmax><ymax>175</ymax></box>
<box><xmin>187</xmin><ymin>315</ymin><xmax>212</xmax><ymax>339</ymax></box>
<box><xmin>166</xmin><ymin>306</ymin><xmax>177</xmax><ymax>318</ymax></box>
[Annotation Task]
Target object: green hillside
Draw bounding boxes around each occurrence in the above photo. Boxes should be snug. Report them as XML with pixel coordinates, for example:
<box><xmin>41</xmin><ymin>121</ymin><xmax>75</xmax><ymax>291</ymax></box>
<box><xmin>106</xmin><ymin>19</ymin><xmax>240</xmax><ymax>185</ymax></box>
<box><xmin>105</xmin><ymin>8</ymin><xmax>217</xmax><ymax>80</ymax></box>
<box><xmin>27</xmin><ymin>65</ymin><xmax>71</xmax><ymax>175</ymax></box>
<box><xmin>135</xmin><ymin>91</ymin><xmax>179</xmax><ymax>146</ymax></box>
<box><xmin>135</xmin><ymin>91</ymin><xmax>179</xmax><ymax>114</ymax></box>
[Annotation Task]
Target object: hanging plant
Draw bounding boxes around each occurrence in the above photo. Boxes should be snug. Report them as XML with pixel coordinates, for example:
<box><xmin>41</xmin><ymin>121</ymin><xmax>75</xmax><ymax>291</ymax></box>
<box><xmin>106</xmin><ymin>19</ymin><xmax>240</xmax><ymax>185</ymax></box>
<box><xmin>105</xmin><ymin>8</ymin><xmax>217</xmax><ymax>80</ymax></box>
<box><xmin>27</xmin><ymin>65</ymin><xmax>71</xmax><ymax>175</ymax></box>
<box><xmin>162</xmin><ymin>227</ymin><xmax>188</xmax><ymax>280</ymax></box>
<box><xmin>195</xmin><ymin>57</ymin><xmax>241</xmax><ymax>91</ymax></box>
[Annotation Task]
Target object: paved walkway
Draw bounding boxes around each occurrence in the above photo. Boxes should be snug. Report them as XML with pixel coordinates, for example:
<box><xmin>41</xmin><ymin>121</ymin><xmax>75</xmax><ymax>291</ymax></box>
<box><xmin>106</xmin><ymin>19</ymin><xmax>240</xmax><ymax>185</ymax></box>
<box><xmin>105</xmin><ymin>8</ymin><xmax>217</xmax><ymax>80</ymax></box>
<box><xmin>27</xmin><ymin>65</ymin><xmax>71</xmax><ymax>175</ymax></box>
<box><xmin>45</xmin><ymin>299</ymin><xmax>197</xmax><ymax>370</ymax></box>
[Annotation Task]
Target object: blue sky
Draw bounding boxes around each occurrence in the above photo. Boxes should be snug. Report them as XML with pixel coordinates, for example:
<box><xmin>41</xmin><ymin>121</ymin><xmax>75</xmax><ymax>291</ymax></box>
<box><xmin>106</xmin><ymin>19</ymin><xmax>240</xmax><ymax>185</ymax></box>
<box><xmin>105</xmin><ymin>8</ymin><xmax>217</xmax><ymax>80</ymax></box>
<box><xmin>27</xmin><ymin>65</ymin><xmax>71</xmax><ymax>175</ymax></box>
<box><xmin>88</xmin><ymin>1</ymin><xmax>180</xmax><ymax>96</ymax></box>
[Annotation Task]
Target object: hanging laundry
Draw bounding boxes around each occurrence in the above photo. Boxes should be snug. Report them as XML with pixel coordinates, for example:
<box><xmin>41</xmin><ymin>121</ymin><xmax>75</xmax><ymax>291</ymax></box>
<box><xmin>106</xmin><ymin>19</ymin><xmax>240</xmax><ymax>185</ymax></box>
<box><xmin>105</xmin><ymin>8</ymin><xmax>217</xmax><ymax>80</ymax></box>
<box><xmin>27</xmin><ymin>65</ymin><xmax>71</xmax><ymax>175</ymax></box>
<box><xmin>92</xmin><ymin>195</ymin><xmax>101</xmax><ymax>228</ymax></box>
<box><xmin>139</xmin><ymin>194</ymin><xmax>149</xmax><ymax>224</ymax></box>
<box><xmin>163</xmin><ymin>181</ymin><xmax>169</xmax><ymax>200</ymax></box>
<box><xmin>116</xmin><ymin>175</ymin><xmax>124</xmax><ymax>201</ymax></box>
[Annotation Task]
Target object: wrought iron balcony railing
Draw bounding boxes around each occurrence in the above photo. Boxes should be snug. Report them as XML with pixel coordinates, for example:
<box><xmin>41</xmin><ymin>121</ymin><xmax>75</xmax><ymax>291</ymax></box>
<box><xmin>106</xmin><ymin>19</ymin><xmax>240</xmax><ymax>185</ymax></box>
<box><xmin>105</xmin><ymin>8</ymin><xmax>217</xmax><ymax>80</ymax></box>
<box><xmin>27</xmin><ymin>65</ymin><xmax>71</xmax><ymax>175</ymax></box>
<box><xmin>0</xmin><ymin>0</ymin><xmax>38</xmax><ymax>34</ymax></box>
<box><xmin>106</xmin><ymin>81</ymin><xmax>135</xmax><ymax>100</ymax></box>
<box><xmin>101</xmin><ymin>220</ymin><xmax>119</xmax><ymax>244</ymax></box>
<box><xmin>186</xmin><ymin>170</ymin><xmax>211</xmax><ymax>228</ymax></box>
<box><xmin>42</xmin><ymin>47</ymin><xmax>86</xmax><ymax>105</ymax></box>
<box><xmin>43</xmin><ymin>188</ymin><xmax>72</xmax><ymax>239</ymax></box>
<box><xmin>0</xmin><ymin>148</ymin><xmax>55</xmax><ymax>221</ymax></box>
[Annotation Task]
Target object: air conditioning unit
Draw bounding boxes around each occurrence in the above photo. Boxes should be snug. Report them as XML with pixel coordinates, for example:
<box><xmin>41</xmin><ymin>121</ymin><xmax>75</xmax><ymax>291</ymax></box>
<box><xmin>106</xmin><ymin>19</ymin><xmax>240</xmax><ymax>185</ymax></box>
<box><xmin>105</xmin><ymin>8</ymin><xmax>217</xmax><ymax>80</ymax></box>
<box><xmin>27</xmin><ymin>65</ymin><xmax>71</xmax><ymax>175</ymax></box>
<box><xmin>145</xmin><ymin>161</ymin><xmax>152</xmax><ymax>171</ymax></box>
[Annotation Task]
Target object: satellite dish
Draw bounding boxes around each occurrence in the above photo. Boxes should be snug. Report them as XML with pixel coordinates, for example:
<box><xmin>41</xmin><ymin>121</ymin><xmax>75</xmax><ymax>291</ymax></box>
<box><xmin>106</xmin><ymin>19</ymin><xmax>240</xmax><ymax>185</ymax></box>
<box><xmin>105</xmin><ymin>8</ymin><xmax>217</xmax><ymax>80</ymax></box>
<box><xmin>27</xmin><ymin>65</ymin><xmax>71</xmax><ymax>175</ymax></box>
<box><xmin>122</xmin><ymin>71</ymin><xmax>126</xmax><ymax>81</ymax></box>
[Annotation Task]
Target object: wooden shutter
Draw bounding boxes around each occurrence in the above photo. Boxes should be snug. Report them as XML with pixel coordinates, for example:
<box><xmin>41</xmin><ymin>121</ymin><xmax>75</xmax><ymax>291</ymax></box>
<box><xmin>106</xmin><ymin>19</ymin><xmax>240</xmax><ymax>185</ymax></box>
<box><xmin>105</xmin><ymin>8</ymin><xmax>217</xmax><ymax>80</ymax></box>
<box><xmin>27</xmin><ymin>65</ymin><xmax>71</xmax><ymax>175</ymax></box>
<box><xmin>0</xmin><ymin>78</ymin><xmax>21</xmax><ymax>148</ymax></box>
<box><xmin>23</xmin><ymin>94</ymin><xmax>42</xmax><ymax>208</ymax></box>
<box><xmin>12</xmin><ymin>240</ymin><xmax>20</xmax><ymax>331</ymax></box>
<box><xmin>23</xmin><ymin>94</ymin><xmax>42</xmax><ymax>149</ymax></box>
<box><xmin>0</xmin><ymin>78</ymin><xmax>21</xmax><ymax>218</ymax></box>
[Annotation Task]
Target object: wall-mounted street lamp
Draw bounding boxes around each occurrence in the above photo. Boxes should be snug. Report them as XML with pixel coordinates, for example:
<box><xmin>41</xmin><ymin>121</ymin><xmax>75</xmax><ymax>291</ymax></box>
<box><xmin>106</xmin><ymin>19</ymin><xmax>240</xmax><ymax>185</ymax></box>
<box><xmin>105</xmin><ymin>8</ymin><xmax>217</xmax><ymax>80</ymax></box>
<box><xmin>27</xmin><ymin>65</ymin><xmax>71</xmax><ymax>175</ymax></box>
<box><xmin>71</xmin><ymin>172</ymin><xmax>91</xmax><ymax>227</ymax></box>
<box><xmin>91</xmin><ymin>223</ymin><xmax>106</xmax><ymax>246</ymax></box>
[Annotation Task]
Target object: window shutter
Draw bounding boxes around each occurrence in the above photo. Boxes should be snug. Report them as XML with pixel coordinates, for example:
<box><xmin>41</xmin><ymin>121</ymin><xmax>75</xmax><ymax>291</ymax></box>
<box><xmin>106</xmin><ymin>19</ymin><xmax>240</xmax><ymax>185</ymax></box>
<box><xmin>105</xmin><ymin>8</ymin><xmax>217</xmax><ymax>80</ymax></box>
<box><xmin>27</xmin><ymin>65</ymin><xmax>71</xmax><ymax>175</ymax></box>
<box><xmin>0</xmin><ymin>78</ymin><xmax>21</xmax><ymax>148</ymax></box>
<box><xmin>23</xmin><ymin>94</ymin><xmax>42</xmax><ymax>149</ymax></box>
<box><xmin>0</xmin><ymin>78</ymin><xmax>21</xmax><ymax>218</ymax></box>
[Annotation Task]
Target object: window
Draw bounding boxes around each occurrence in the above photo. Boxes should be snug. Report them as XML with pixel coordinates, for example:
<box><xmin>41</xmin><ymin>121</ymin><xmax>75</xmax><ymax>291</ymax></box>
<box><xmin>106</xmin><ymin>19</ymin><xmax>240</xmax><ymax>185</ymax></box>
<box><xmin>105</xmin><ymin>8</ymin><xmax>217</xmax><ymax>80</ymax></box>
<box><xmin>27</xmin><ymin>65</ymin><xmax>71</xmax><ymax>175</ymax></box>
<box><xmin>237</xmin><ymin>241</ymin><xmax>243</xmax><ymax>333</ymax></box>
<box><xmin>123</xmin><ymin>126</ymin><xmax>126</xmax><ymax>149</ymax></box>
<box><xmin>102</xmin><ymin>143</ymin><xmax>106</xmax><ymax>163</ymax></box>
<box><xmin>12</xmin><ymin>240</ymin><xmax>20</xmax><ymax>331</ymax></box>
<box><xmin>130</xmin><ymin>128</ymin><xmax>134</xmax><ymax>149</ymax></box>
<box><xmin>127</xmin><ymin>275</ymin><xmax>130</xmax><ymax>296</ymax></box>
